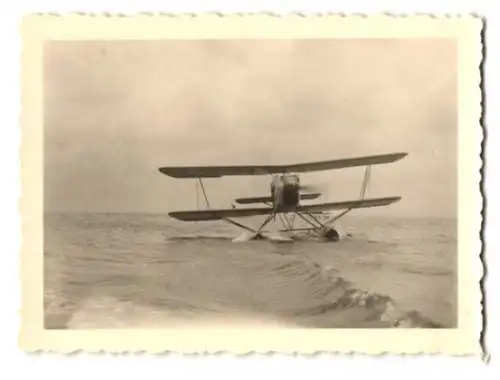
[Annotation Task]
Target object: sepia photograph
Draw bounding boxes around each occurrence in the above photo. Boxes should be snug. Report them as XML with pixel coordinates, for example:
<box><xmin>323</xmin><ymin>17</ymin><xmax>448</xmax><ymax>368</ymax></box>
<box><xmin>20</xmin><ymin>15</ymin><xmax>483</xmax><ymax>354</ymax></box>
<box><xmin>43</xmin><ymin>37</ymin><xmax>457</xmax><ymax>330</ymax></box>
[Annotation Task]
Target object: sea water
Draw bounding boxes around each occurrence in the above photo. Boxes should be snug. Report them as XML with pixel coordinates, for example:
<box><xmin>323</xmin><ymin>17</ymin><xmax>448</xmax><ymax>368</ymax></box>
<box><xmin>44</xmin><ymin>212</ymin><xmax>457</xmax><ymax>329</ymax></box>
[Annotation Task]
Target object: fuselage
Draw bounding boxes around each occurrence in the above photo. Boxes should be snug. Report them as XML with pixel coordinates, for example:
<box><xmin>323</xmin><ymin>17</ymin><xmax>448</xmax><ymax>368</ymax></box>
<box><xmin>270</xmin><ymin>174</ymin><xmax>301</xmax><ymax>211</ymax></box>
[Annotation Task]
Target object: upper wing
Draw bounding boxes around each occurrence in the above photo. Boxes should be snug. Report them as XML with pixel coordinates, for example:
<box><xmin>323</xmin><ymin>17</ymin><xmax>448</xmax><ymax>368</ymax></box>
<box><xmin>169</xmin><ymin>196</ymin><xmax>401</xmax><ymax>221</ymax></box>
<box><xmin>158</xmin><ymin>152</ymin><xmax>407</xmax><ymax>178</ymax></box>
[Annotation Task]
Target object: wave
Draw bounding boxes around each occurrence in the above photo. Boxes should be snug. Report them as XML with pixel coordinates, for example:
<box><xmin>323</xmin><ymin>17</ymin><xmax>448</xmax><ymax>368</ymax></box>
<box><xmin>166</xmin><ymin>234</ymin><xmax>234</xmax><ymax>242</ymax></box>
<box><xmin>164</xmin><ymin>230</ymin><xmax>357</xmax><ymax>243</ymax></box>
<box><xmin>265</xmin><ymin>259</ymin><xmax>443</xmax><ymax>328</ymax></box>
<box><xmin>45</xmin><ymin>226</ymin><xmax>446</xmax><ymax>329</ymax></box>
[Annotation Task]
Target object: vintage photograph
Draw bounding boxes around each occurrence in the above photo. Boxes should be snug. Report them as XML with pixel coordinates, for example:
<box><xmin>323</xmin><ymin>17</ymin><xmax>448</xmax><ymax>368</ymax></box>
<box><xmin>43</xmin><ymin>37</ymin><xmax>457</xmax><ymax>330</ymax></box>
<box><xmin>20</xmin><ymin>15</ymin><xmax>483</xmax><ymax>354</ymax></box>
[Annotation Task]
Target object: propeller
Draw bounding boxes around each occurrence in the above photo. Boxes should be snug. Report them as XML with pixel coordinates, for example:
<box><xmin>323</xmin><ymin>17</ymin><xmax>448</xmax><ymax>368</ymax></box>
<box><xmin>298</xmin><ymin>182</ymin><xmax>327</xmax><ymax>193</ymax></box>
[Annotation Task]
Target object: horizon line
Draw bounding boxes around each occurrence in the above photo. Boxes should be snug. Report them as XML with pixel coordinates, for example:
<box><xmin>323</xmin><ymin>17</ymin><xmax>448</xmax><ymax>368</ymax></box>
<box><xmin>43</xmin><ymin>210</ymin><xmax>458</xmax><ymax>219</ymax></box>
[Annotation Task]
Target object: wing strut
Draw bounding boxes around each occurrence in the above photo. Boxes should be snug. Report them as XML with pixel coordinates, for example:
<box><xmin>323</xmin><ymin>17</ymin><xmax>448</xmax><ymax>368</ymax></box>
<box><xmin>322</xmin><ymin>165</ymin><xmax>372</xmax><ymax>226</ymax></box>
<box><xmin>195</xmin><ymin>179</ymin><xmax>200</xmax><ymax>209</ymax></box>
<box><xmin>194</xmin><ymin>177</ymin><xmax>260</xmax><ymax>233</ymax></box>
<box><xmin>197</xmin><ymin>178</ymin><xmax>211</xmax><ymax>208</ymax></box>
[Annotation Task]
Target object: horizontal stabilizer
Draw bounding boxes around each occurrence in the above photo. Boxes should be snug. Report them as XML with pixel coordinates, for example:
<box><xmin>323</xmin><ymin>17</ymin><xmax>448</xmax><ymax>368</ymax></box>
<box><xmin>159</xmin><ymin>152</ymin><xmax>408</xmax><ymax>178</ymax></box>
<box><xmin>169</xmin><ymin>196</ymin><xmax>401</xmax><ymax>221</ymax></box>
<box><xmin>234</xmin><ymin>192</ymin><xmax>321</xmax><ymax>205</ymax></box>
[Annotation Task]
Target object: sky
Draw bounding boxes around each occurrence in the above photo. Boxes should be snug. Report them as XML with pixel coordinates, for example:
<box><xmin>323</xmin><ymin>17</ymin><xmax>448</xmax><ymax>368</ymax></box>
<box><xmin>44</xmin><ymin>39</ymin><xmax>457</xmax><ymax>217</ymax></box>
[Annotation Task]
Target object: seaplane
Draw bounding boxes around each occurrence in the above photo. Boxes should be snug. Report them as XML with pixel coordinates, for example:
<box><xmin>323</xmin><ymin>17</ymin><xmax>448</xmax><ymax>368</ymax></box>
<box><xmin>158</xmin><ymin>152</ymin><xmax>407</xmax><ymax>242</ymax></box>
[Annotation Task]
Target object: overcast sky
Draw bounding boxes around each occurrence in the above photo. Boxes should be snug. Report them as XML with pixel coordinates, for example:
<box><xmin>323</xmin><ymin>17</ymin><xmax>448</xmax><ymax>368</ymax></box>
<box><xmin>44</xmin><ymin>39</ymin><xmax>457</xmax><ymax>217</ymax></box>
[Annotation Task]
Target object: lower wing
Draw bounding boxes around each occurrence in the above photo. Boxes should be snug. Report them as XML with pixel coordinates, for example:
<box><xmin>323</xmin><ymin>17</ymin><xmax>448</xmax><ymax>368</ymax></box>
<box><xmin>169</xmin><ymin>196</ymin><xmax>401</xmax><ymax>221</ymax></box>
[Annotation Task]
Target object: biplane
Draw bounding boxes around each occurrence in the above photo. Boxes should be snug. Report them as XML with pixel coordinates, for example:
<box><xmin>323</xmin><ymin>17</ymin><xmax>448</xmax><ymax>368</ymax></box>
<box><xmin>158</xmin><ymin>152</ymin><xmax>407</xmax><ymax>242</ymax></box>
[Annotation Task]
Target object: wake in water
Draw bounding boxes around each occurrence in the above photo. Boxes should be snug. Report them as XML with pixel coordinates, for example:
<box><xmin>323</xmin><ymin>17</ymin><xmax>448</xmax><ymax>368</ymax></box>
<box><xmin>164</xmin><ymin>228</ymin><xmax>355</xmax><ymax>244</ymax></box>
<box><xmin>45</xmin><ymin>243</ymin><xmax>443</xmax><ymax>329</ymax></box>
<box><xmin>293</xmin><ymin>269</ymin><xmax>442</xmax><ymax>328</ymax></box>
<box><xmin>44</xmin><ymin>213</ymin><xmax>456</xmax><ymax>329</ymax></box>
